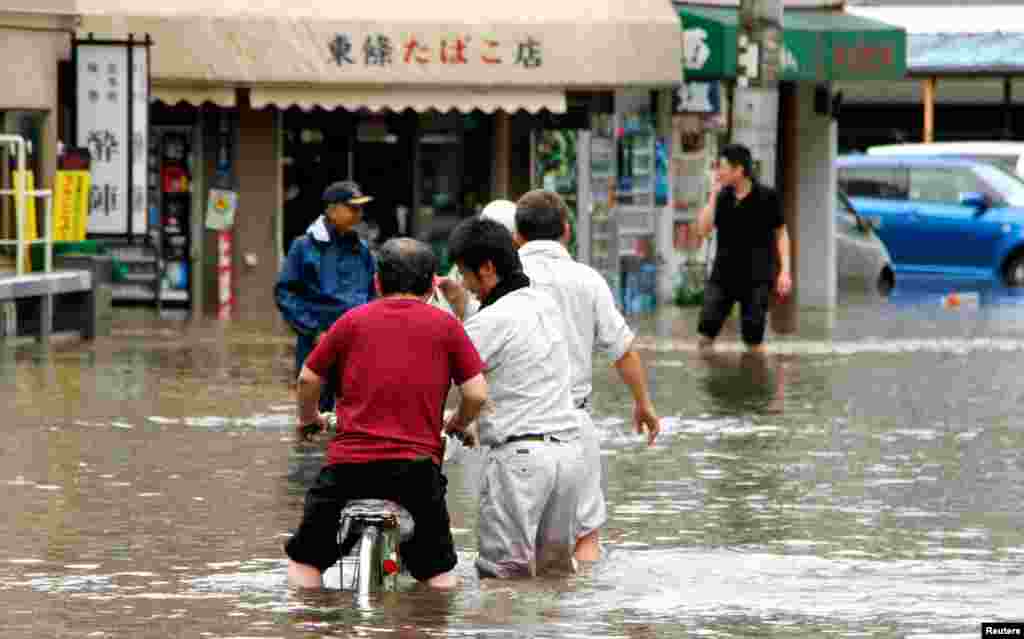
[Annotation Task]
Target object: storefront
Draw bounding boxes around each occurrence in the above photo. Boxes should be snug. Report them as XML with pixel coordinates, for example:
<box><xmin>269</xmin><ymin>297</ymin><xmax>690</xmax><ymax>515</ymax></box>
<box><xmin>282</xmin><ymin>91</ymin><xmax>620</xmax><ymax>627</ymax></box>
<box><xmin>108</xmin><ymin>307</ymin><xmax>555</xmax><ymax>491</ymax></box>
<box><xmin>0</xmin><ymin>8</ymin><xmax>76</xmax><ymax>272</ymax></box>
<box><xmin>75</xmin><ymin>0</ymin><xmax>683</xmax><ymax>319</ymax></box>
<box><xmin>674</xmin><ymin>1</ymin><xmax>906</xmax><ymax>311</ymax></box>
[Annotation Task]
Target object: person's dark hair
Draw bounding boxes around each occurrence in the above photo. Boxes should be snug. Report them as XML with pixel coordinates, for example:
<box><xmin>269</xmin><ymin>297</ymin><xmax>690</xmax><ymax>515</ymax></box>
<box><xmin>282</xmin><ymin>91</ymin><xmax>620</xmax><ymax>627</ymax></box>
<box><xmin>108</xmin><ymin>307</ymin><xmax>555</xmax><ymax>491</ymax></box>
<box><xmin>515</xmin><ymin>189</ymin><xmax>569</xmax><ymax>242</ymax></box>
<box><xmin>376</xmin><ymin>238</ymin><xmax>437</xmax><ymax>296</ymax></box>
<box><xmin>448</xmin><ymin>217</ymin><xmax>522</xmax><ymax>279</ymax></box>
<box><xmin>720</xmin><ymin>143</ymin><xmax>754</xmax><ymax>178</ymax></box>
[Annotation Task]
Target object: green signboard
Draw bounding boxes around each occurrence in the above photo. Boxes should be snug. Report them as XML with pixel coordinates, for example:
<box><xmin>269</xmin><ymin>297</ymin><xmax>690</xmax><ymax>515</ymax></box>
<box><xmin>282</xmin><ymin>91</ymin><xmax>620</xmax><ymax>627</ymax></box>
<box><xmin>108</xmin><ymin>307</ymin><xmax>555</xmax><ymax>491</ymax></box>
<box><xmin>679</xmin><ymin>6</ymin><xmax>907</xmax><ymax>82</ymax></box>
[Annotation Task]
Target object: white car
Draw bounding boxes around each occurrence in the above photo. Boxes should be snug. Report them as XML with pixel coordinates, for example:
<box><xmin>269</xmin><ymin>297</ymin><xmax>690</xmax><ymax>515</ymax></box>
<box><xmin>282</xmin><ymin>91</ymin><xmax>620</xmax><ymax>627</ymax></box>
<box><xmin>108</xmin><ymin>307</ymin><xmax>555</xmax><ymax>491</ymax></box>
<box><xmin>836</xmin><ymin>190</ymin><xmax>894</xmax><ymax>295</ymax></box>
<box><xmin>867</xmin><ymin>142</ymin><xmax>1024</xmax><ymax>181</ymax></box>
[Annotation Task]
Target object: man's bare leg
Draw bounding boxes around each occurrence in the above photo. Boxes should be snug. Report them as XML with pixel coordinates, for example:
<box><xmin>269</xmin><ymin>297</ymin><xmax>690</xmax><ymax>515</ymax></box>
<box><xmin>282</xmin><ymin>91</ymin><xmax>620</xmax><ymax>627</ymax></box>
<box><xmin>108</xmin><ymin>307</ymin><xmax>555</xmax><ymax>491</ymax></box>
<box><xmin>575</xmin><ymin>530</ymin><xmax>601</xmax><ymax>561</ymax></box>
<box><xmin>288</xmin><ymin>560</ymin><xmax>323</xmax><ymax>588</ymax></box>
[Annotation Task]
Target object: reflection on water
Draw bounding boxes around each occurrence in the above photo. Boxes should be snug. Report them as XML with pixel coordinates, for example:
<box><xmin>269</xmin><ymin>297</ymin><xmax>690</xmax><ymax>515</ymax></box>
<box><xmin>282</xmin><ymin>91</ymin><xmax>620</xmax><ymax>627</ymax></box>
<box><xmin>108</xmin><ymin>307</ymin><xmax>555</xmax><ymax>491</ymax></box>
<box><xmin>2</xmin><ymin>299</ymin><xmax>1024</xmax><ymax>637</ymax></box>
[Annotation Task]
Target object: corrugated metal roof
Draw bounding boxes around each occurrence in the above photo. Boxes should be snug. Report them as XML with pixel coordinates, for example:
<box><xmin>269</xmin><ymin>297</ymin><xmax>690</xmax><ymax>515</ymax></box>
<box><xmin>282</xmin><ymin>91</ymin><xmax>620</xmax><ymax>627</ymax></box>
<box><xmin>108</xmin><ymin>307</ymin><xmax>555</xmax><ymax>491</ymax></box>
<box><xmin>910</xmin><ymin>32</ymin><xmax>1024</xmax><ymax>74</ymax></box>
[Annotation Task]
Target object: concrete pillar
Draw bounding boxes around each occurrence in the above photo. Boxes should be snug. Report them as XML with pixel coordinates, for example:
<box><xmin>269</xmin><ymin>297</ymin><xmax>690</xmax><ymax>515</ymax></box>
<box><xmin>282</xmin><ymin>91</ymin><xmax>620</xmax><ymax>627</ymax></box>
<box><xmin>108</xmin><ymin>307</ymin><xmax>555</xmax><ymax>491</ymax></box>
<box><xmin>234</xmin><ymin>104</ymin><xmax>282</xmax><ymax>323</ymax></box>
<box><xmin>493</xmin><ymin>111</ymin><xmax>511</xmax><ymax>199</ymax></box>
<box><xmin>792</xmin><ymin>83</ymin><xmax>836</xmax><ymax>310</ymax></box>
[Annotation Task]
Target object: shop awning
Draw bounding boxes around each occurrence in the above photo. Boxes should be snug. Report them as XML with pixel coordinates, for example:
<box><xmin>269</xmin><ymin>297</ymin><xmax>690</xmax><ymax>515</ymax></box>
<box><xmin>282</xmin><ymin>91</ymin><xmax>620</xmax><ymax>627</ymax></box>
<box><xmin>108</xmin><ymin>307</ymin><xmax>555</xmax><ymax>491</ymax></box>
<box><xmin>250</xmin><ymin>86</ymin><xmax>565</xmax><ymax>113</ymax></box>
<box><xmin>678</xmin><ymin>4</ymin><xmax>907</xmax><ymax>82</ymax></box>
<box><xmin>151</xmin><ymin>84</ymin><xmax>236</xmax><ymax>108</ymax></box>
<box><xmin>75</xmin><ymin>0</ymin><xmax>682</xmax><ymax>111</ymax></box>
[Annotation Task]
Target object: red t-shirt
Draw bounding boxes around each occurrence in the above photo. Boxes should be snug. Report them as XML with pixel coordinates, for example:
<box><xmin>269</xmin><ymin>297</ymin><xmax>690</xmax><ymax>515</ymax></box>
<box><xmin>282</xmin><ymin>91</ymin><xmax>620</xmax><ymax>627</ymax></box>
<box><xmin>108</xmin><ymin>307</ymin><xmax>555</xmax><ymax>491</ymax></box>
<box><xmin>304</xmin><ymin>298</ymin><xmax>484</xmax><ymax>466</ymax></box>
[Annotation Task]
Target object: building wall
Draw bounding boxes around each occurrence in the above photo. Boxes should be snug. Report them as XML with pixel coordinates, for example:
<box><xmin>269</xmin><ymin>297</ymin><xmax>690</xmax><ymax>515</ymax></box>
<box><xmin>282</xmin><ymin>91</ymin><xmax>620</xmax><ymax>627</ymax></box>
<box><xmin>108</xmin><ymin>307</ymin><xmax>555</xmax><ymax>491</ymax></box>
<box><xmin>0</xmin><ymin>22</ymin><xmax>71</xmax><ymax>190</ymax></box>
<box><xmin>233</xmin><ymin>105</ymin><xmax>281</xmax><ymax>322</ymax></box>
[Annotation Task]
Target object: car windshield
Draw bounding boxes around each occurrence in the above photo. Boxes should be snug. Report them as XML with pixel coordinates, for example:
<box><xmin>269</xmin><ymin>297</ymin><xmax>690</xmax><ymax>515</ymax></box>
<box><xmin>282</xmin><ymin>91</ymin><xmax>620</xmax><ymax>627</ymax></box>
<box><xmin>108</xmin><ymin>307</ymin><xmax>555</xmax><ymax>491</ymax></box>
<box><xmin>974</xmin><ymin>163</ymin><xmax>1024</xmax><ymax>207</ymax></box>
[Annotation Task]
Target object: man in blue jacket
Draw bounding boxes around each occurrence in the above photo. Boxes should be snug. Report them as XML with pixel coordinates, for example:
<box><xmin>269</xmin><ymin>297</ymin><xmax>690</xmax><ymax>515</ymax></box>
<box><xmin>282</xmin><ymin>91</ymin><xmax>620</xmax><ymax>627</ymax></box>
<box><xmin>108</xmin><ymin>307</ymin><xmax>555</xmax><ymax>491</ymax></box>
<box><xmin>275</xmin><ymin>181</ymin><xmax>377</xmax><ymax>412</ymax></box>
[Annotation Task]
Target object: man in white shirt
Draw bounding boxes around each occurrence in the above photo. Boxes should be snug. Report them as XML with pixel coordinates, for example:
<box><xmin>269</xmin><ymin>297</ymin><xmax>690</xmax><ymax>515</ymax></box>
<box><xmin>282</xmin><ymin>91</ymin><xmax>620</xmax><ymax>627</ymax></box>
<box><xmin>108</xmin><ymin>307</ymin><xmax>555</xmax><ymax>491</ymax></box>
<box><xmin>441</xmin><ymin>193</ymin><xmax>661</xmax><ymax>562</ymax></box>
<box><xmin>443</xmin><ymin>216</ymin><xmax>586</xmax><ymax>578</ymax></box>
<box><xmin>513</xmin><ymin>189</ymin><xmax>660</xmax><ymax>562</ymax></box>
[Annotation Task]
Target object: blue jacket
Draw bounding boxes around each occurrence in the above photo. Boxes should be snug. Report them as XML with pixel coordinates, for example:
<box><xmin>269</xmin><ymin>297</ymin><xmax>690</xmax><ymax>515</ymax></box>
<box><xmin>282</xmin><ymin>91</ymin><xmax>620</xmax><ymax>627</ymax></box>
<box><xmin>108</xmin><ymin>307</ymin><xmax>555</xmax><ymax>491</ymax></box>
<box><xmin>274</xmin><ymin>216</ymin><xmax>376</xmax><ymax>337</ymax></box>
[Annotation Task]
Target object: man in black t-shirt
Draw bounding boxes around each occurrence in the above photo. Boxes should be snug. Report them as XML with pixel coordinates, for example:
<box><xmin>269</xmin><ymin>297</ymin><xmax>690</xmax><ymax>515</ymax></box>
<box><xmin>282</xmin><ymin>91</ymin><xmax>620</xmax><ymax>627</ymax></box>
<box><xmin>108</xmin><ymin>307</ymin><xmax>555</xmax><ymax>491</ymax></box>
<box><xmin>694</xmin><ymin>144</ymin><xmax>792</xmax><ymax>353</ymax></box>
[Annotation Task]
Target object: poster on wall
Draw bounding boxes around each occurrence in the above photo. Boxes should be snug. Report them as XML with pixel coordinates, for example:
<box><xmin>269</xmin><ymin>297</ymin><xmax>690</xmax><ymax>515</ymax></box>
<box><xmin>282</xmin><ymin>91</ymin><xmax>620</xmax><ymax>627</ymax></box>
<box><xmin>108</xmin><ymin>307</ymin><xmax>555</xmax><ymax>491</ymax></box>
<box><xmin>76</xmin><ymin>40</ymin><xmax>150</xmax><ymax>236</ymax></box>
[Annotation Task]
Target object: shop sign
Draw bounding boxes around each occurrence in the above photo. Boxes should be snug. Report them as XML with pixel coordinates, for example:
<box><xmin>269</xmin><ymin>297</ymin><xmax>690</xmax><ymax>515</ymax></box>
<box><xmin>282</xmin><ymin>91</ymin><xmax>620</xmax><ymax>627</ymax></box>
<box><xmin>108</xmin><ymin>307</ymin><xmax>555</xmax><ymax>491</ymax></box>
<box><xmin>678</xmin><ymin>6</ymin><xmax>906</xmax><ymax>82</ymax></box>
<box><xmin>76</xmin><ymin>41</ymin><xmax>150</xmax><ymax>236</ymax></box>
<box><xmin>833</xmin><ymin>45</ymin><xmax>894</xmax><ymax>73</ymax></box>
<box><xmin>327</xmin><ymin>32</ymin><xmax>544</xmax><ymax>69</ymax></box>
<box><xmin>53</xmin><ymin>171</ymin><xmax>92</xmax><ymax>242</ymax></box>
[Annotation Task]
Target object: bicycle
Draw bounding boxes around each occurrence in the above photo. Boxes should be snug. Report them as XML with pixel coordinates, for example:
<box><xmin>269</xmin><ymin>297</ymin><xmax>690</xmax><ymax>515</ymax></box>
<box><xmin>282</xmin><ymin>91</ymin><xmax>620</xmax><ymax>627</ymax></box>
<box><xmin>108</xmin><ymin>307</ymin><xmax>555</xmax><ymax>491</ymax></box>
<box><xmin>317</xmin><ymin>413</ymin><xmax>467</xmax><ymax>597</ymax></box>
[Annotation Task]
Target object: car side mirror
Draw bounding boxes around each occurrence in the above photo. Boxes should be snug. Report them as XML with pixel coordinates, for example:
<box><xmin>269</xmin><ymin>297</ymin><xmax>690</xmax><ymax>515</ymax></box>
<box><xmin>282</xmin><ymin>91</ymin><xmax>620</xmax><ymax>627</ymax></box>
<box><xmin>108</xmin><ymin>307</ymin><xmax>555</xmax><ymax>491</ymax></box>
<box><xmin>960</xmin><ymin>191</ymin><xmax>990</xmax><ymax>213</ymax></box>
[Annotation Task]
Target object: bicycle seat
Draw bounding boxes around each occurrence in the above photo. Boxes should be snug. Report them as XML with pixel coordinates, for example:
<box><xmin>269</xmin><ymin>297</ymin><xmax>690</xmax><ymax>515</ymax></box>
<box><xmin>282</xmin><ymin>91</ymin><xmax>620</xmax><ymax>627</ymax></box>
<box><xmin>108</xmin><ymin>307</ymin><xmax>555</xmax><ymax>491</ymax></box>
<box><xmin>338</xmin><ymin>499</ymin><xmax>415</xmax><ymax>548</ymax></box>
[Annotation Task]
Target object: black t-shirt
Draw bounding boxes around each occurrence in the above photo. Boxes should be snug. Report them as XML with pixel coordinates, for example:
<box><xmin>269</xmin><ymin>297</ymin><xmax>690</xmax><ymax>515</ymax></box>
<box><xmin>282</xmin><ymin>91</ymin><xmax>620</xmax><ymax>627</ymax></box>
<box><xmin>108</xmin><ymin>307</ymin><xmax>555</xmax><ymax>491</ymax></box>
<box><xmin>710</xmin><ymin>183</ymin><xmax>785</xmax><ymax>284</ymax></box>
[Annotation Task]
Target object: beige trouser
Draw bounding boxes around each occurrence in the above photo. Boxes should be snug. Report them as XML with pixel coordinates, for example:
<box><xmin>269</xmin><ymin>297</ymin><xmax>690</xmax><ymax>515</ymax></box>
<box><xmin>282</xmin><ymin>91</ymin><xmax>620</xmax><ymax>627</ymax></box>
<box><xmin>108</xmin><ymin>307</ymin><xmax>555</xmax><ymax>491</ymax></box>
<box><xmin>475</xmin><ymin>434</ymin><xmax>585</xmax><ymax>578</ymax></box>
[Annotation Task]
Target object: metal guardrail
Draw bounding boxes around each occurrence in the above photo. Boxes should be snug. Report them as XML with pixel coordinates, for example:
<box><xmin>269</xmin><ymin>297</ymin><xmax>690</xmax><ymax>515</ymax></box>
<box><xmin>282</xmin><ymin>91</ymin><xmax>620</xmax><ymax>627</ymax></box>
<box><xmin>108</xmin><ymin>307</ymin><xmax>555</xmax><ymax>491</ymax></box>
<box><xmin>0</xmin><ymin>134</ymin><xmax>53</xmax><ymax>275</ymax></box>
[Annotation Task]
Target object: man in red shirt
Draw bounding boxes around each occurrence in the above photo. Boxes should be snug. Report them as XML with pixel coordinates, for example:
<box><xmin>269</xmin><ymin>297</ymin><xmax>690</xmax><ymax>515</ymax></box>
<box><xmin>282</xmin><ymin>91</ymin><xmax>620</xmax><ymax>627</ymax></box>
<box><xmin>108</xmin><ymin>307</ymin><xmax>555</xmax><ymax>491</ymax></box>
<box><xmin>285</xmin><ymin>238</ymin><xmax>488</xmax><ymax>590</ymax></box>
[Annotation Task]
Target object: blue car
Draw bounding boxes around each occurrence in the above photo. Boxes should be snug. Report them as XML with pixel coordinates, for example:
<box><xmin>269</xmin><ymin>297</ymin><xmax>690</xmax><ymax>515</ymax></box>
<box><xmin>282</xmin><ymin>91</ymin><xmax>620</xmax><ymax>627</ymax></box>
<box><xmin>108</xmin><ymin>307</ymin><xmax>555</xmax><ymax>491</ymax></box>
<box><xmin>837</xmin><ymin>155</ymin><xmax>1024</xmax><ymax>286</ymax></box>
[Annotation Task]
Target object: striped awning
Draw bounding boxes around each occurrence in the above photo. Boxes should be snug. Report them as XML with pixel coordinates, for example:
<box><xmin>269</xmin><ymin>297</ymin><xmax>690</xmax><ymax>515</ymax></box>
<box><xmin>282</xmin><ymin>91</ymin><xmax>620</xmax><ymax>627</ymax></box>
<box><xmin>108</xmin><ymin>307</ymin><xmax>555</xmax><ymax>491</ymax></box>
<box><xmin>249</xmin><ymin>86</ymin><xmax>565</xmax><ymax>113</ymax></box>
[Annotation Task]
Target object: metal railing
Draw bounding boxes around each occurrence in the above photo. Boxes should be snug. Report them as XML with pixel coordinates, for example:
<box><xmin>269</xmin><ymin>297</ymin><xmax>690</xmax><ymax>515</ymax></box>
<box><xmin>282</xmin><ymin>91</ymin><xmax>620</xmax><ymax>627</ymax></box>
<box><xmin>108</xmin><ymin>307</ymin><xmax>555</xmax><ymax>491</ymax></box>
<box><xmin>0</xmin><ymin>134</ymin><xmax>53</xmax><ymax>275</ymax></box>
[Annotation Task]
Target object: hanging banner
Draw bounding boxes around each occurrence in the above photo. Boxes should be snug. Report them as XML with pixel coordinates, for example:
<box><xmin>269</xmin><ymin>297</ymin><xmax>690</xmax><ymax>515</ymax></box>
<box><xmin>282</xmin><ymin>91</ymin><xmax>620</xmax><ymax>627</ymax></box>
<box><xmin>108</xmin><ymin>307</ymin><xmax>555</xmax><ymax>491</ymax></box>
<box><xmin>76</xmin><ymin>39</ymin><xmax>150</xmax><ymax>236</ymax></box>
<box><xmin>77</xmin><ymin>43</ymin><xmax>129</xmax><ymax>235</ymax></box>
<box><xmin>130</xmin><ymin>43</ymin><xmax>150</xmax><ymax>236</ymax></box>
<box><xmin>53</xmin><ymin>171</ymin><xmax>92</xmax><ymax>242</ymax></box>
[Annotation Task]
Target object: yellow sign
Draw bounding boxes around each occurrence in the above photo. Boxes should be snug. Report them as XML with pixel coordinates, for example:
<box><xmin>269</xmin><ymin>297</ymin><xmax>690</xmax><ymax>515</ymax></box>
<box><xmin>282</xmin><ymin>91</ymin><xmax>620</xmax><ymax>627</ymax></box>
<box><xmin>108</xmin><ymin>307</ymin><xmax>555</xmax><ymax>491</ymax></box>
<box><xmin>53</xmin><ymin>170</ymin><xmax>91</xmax><ymax>242</ymax></box>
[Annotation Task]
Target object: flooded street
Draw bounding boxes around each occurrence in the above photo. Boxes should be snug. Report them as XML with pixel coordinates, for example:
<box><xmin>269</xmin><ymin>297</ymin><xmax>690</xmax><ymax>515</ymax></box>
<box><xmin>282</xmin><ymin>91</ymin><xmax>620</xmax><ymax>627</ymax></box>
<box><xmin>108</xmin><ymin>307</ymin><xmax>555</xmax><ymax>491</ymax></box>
<box><xmin>3</xmin><ymin>286</ymin><xmax>1024</xmax><ymax>638</ymax></box>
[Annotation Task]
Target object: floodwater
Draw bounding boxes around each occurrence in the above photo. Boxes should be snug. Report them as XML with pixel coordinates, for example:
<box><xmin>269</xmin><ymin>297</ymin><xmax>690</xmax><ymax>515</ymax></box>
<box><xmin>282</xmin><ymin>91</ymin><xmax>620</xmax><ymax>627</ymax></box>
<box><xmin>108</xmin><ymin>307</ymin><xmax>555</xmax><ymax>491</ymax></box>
<box><xmin>3</xmin><ymin>281</ymin><xmax>1024</xmax><ymax>638</ymax></box>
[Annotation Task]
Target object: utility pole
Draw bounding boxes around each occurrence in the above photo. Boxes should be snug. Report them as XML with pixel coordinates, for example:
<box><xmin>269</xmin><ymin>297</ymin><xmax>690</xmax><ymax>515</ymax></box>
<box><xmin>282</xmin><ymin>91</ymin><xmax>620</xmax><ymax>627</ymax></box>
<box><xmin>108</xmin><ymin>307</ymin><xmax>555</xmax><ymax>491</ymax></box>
<box><xmin>732</xmin><ymin>0</ymin><xmax>783</xmax><ymax>187</ymax></box>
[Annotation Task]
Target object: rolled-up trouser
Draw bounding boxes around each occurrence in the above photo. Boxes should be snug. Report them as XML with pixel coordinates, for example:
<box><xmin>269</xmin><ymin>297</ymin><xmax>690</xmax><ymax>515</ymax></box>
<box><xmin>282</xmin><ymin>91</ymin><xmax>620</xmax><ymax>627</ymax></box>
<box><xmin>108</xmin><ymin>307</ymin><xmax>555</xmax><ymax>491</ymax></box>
<box><xmin>575</xmin><ymin>403</ymin><xmax>607</xmax><ymax>539</ymax></box>
<box><xmin>697</xmin><ymin>279</ymin><xmax>774</xmax><ymax>346</ymax></box>
<box><xmin>476</xmin><ymin>434</ymin><xmax>585</xmax><ymax>579</ymax></box>
<box><xmin>295</xmin><ymin>333</ymin><xmax>339</xmax><ymax>413</ymax></box>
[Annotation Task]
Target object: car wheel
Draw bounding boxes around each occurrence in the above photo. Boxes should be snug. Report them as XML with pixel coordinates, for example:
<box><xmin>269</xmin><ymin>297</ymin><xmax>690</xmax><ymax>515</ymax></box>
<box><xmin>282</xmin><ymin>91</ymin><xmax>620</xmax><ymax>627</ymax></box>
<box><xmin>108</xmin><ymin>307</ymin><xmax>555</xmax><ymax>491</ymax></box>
<box><xmin>1005</xmin><ymin>255</ymin><xmax>1024</xmax><ymax>287</ymax></box>
<box><xmin>877</xmin><ymin>266</ymin><xmax>895</xmax><ymax>296</ymax></box>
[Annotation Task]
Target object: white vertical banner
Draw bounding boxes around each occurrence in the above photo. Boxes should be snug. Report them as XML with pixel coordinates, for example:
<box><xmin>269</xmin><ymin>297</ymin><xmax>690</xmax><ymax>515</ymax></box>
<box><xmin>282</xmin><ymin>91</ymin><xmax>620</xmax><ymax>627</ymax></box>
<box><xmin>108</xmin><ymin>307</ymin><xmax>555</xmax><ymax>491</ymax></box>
<box><xmin>77</xmin><ymin>43</ymin><xmax>130</xmax><ymax>235</ymax></box>
<box><xmin>130</xmin><ymin>43</ymin><xmax>149</xmax><ymax>236</ymax></box>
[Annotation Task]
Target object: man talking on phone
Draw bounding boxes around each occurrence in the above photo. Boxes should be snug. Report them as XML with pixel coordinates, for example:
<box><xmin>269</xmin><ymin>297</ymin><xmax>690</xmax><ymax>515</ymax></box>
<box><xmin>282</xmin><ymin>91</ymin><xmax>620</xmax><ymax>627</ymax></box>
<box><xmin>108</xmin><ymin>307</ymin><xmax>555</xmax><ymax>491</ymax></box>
<box><xmin>694</xmin><ymin>143</ymin><xmax>792</xmax><ymax>354</ymax></box>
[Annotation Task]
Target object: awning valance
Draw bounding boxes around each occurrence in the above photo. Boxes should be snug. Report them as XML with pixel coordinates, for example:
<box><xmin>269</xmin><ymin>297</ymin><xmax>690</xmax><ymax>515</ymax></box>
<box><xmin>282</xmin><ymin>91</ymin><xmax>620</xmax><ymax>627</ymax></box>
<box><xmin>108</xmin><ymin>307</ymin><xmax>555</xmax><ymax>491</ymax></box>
<box><xmin>249</xmin><ymin>86</ymin><xmax>566</xmax><ymax>114</ymax></box>
<box><xmin>75</xmin><ymin>0</ymin><xmax>682</xmax><ymax>97</ymax></box>
<box><xmin>678</xmin><ymin>4</ymin><xmax>907</xmax><ymax>82</ymax></box>
<box><xmin>151</xmin><ymin>84</ymin><xmax>236</xmax><ymax>108</ymax></box>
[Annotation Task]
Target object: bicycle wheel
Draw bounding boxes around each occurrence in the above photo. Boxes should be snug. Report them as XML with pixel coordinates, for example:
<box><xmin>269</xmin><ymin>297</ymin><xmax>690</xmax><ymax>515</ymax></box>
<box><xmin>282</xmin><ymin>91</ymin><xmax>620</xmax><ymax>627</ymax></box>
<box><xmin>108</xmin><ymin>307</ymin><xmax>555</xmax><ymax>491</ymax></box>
<box><xmin>356</xmin><ymin>525</ymin><xmax>379</xmax><ymax>597</ymax></box>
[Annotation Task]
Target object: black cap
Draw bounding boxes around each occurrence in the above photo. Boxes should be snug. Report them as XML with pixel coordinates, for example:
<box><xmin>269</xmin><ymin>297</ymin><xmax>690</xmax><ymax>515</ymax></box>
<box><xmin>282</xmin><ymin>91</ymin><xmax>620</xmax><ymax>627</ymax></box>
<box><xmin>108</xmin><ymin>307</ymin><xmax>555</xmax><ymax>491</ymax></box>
<box><xmin>323</xmin><ymin>180</ymin><xmax>373</xmax><ymax>206</ymax></box>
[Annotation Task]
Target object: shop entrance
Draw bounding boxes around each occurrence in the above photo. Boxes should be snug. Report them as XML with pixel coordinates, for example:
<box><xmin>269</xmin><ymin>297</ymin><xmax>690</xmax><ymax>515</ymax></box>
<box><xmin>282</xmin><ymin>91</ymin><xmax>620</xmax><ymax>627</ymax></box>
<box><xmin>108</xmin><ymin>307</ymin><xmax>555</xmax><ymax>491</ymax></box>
<box><xmin>282</xmin><ymin>111</ymin><xmax>353</xmax><ymax>254</ymax></box>
<box><xmin>353</xmin><ymin>113</ymin><xmax>415</xmax><ymax>245</ymax></box>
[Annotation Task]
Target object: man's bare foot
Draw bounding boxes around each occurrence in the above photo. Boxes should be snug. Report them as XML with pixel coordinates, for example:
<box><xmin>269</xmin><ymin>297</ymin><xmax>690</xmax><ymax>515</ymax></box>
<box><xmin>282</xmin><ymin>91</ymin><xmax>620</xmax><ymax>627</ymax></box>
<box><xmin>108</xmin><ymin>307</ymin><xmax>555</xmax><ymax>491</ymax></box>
<box><xmin>287</xmin><ymin>560</ymin><xmax>323</xmax><ymax>589</ymax></box>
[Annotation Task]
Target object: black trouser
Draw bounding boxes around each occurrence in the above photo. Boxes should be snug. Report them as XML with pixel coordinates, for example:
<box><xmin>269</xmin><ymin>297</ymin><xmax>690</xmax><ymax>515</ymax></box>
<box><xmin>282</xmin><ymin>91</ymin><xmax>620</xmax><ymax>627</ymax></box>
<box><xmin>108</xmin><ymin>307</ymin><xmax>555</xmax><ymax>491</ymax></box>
<box><xmin>285</xmin><ymin>459</ymin><xmax>457</xmax><ymax>582</ymax></box>
<box><xmin>698</xmin><ymin>279</ymin><xmax>774</xmax><ymax>346</ymax></box>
